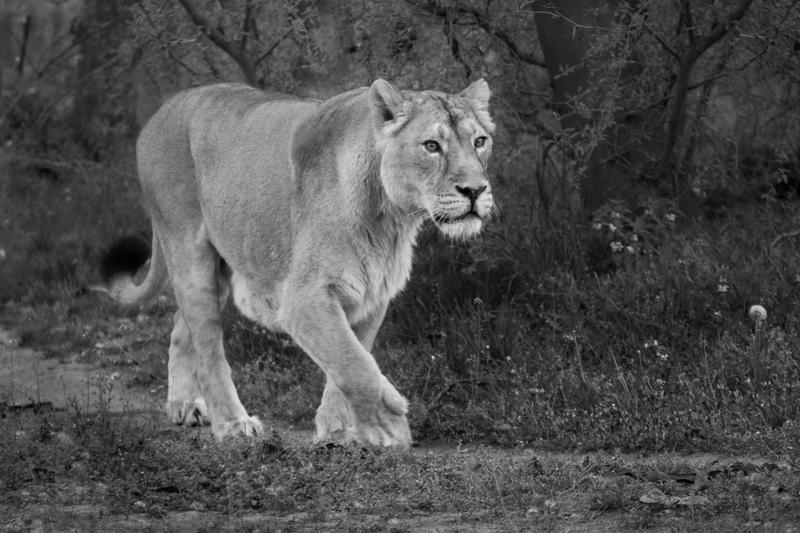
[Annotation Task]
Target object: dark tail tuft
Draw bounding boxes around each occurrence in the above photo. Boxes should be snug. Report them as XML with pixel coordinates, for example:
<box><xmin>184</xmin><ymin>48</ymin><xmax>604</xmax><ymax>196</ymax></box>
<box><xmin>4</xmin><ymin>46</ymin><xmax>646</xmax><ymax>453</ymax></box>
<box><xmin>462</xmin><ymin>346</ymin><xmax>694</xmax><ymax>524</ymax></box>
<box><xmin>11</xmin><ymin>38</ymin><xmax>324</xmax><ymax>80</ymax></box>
<box><xmin>100</xmin><ymin>234</ymin><xmax>151</xmax><ymax>283</ymax></box>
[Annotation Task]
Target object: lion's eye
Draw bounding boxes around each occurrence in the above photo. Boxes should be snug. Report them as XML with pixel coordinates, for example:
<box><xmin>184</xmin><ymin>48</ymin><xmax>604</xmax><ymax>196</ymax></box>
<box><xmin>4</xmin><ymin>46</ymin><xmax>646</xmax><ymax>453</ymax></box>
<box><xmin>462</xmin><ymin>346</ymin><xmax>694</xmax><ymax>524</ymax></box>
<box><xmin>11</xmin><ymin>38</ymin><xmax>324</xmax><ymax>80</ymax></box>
<box><xmin>423</xmin><ymin>140</ymin><xmax>441</xmax><ymax>153</ymax></box>
<box><xmin>474</xmin><ymin>136</ymin><xmax>487</xmax><ymax>148</ymax></box>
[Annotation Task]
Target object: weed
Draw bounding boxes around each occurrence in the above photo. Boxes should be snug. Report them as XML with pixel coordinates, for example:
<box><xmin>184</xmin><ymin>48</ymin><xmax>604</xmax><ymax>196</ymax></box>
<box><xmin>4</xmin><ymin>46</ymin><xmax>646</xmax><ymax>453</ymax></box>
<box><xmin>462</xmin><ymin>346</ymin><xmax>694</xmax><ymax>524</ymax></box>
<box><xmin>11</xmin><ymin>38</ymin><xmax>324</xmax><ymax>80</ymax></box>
<box><xmin>4</xmin><ymin>149</ymin><xmax>800</xmax><ymax>453</ymax></box>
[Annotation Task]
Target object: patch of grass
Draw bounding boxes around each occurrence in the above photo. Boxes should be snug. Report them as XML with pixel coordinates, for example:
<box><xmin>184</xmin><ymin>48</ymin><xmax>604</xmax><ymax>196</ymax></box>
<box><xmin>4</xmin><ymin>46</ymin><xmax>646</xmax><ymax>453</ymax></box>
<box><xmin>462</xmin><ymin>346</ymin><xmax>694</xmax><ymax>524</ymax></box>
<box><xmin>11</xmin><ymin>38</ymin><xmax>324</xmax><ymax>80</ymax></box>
<box><xmin>2</xmin><ymin>409</ymin><xmax>799</xmax><ymax>530</ymax></box>
<box><xmin>4</xmin><ymin>149</ymin><xmax>800</xmax><ymax>455</ymax></box>
<box><xmin>0</xmin><ymin>153</ymin><xmax>146</xmax><ymax>302</ymax></box>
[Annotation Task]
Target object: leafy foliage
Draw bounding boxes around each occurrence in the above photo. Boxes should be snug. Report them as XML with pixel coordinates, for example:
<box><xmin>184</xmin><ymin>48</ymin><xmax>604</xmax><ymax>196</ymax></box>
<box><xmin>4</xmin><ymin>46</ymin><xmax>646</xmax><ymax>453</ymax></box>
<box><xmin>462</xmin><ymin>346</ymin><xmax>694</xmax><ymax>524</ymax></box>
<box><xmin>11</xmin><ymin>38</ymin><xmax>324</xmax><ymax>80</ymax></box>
<box><xmin>3</xmin><ymin>0</ymin><xmax>800</xmax><ymax>452</ymax></box>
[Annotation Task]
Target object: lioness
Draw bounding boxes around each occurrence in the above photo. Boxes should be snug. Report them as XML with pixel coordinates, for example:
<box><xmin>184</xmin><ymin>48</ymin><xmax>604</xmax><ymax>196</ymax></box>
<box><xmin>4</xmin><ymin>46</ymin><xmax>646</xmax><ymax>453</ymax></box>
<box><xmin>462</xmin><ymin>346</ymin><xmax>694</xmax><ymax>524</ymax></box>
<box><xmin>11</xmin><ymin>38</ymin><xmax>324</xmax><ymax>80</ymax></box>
<box><xmin>100</xmin><ymin>79</ymin><xmax>495</xmax><ymax>448</ymax></box>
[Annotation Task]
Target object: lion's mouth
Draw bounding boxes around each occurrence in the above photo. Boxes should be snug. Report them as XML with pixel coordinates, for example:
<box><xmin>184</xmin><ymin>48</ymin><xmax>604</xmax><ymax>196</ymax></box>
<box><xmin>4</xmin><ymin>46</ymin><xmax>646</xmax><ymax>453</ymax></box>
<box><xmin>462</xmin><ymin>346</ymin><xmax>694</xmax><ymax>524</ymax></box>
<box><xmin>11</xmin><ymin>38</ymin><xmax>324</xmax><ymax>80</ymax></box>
<box><xmin>433</xmin><ymin>210</ymin><xmax>481</xmax><ymax>225</ymax></box>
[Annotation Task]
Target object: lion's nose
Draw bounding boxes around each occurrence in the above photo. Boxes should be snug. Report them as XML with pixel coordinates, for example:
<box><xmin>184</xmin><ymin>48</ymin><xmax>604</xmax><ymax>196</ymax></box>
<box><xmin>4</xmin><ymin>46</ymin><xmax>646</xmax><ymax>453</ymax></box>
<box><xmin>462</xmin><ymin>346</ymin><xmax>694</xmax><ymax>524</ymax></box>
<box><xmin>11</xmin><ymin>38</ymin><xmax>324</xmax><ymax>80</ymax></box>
<box><xmin>455</xmin><ymin>185</ymin><xmax>487</xmax><ymax>201</ymax></box>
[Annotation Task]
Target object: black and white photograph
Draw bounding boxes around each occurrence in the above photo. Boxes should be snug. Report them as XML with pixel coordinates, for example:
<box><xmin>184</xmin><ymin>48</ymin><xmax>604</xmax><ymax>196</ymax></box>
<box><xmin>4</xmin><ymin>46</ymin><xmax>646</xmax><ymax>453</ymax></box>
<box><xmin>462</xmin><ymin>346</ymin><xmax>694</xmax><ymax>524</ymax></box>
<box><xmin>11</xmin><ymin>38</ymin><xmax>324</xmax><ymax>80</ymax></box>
<box><xmin>2</xmin><ymin>0</ymin><xmax>800</xmax><ymax>530</ymax></box>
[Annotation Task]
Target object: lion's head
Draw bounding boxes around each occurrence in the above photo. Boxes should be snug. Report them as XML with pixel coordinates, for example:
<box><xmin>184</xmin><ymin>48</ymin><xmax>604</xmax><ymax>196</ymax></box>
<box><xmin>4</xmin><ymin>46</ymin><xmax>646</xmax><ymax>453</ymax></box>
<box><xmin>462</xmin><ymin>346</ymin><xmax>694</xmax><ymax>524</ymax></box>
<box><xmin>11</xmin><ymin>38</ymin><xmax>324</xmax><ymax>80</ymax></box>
<box><xmin>371</xmin><ymin>79</ymin><xmax>495</xmax><ymax>240</ymax></box>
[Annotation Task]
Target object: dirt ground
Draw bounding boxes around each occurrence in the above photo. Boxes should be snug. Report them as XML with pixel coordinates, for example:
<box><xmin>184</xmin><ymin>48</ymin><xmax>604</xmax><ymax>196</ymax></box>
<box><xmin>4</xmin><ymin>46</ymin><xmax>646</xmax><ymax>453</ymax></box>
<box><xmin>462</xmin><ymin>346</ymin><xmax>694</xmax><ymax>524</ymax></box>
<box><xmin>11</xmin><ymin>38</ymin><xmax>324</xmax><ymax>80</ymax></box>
<box><xmin>2</xmin><ymin>326</ymin><xmax>799</xmax><ymax>532</ymax></box>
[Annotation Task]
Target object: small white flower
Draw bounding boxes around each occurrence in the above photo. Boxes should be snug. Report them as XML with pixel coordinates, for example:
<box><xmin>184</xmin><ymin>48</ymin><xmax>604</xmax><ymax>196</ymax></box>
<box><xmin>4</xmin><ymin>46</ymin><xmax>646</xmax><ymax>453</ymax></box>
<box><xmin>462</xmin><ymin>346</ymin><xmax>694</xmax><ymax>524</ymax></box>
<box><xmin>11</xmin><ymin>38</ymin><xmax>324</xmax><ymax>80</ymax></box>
<box><xmin>608</xmin><ymin>223</ymin><xmax>617</xmax><ymax>232</ymax></box>
<box><xmin>631</xmin><ymin>234</ymin><xmax>639</xmax><ymax>242</ymax></box>
<box><xmin>592</xmin><ymin>222</ymin><xmax>602</xmax><ymax>231</ymax></box>
<box><xmin>610</xmin><ymin>241</ymin><xmax>623</xmax><ymax>253</ymax></box>
<box><xmin>717</xmin><ymin>284</ymin><xmax>729</xmax><ymax>293</ymax></box>
<box><xmin>748</xmin><ymin>305</ymin><xmax>767</xmax><ymax>322</ymax></box>
<box><xmin>624</xmin><ymin>246</ymin><xmax>635</xmax><ymax>254</ymax></box>
<box><xmin>665</xmin><ymin>213</ymin><xmax>677</xmax><ymax>222</ymax></box>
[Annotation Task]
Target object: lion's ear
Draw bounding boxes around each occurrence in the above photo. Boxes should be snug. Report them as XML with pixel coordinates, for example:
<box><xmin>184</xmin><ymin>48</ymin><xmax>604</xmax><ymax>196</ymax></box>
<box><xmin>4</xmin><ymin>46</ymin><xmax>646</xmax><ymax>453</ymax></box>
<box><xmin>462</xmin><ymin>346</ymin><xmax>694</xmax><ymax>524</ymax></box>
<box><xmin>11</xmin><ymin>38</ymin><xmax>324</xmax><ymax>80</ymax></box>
<box><xmin>460</xmin><ymin>78</ymin><xmax>491</xmax><ymax>111</ymax></box>
<box><xmin>461</xmin><ymin>78</ymin><xmax>495</xmax><ymax>133</ymax></box>
<box><xmin>370</xmin><ymin>79</ymin><xmax>407</xmax><ymax>123</ymax></box>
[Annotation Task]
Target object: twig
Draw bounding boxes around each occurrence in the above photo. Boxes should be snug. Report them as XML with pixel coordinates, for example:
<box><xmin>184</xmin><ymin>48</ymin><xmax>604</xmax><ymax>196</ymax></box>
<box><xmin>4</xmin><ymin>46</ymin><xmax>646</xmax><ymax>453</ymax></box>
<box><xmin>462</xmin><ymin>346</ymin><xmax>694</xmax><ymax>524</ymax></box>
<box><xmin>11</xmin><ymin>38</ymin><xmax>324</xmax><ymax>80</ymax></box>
<box><xmin>17</xmin><ymin>15</ymin><xmax>32</xmax><ymax>77</ymax></box>
<box><xmin>240</xmin><ymin>0</ymin><xmax>254</xmax><ymax>55</ymax></box>
<box><xmin>771</xmin><ymin>229</ymin><xmax>800</xmax><ymax>248</ymax></box>
<box><xmin>254</xmin><ymin>28</ymin><xmax>293</xmax><ymax>67</ymax></box>
<box><xmin>136</xmin><ymin>0</ymin><xmax>200</xmax><ymax>77</ymax></box>
<box><xmin>642</xmin><ymin>23</ymin><xmax>680</xmax><ymax>61</ymax></box>
<box><xmin>441</xmin><ymin>9</ymin><xmax>471</xmax><ymax>79</ymax></box>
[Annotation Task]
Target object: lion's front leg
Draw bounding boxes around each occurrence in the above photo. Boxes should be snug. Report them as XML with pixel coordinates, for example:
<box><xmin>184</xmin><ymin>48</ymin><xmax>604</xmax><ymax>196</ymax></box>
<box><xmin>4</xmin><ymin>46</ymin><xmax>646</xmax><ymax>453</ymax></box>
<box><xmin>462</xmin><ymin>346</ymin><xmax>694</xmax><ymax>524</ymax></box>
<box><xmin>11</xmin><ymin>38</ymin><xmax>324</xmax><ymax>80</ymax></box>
<box><xmin>313</xmin><ymin>302</ymin><xmax>388</xmax><ymax>444</ymax></box>
<box><xmin>282</xmin><ymin>295</ymin><xmax>411</xmax><ymax>449</ymax></box>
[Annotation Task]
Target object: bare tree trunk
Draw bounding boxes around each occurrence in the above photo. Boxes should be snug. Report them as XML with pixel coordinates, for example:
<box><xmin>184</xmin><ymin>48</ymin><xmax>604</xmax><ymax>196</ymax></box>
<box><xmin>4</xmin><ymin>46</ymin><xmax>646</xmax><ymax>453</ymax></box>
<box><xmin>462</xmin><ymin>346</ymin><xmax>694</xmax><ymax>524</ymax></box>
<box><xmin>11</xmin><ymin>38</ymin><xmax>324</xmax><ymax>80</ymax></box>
<box><xmin>72</xmin><ymin>0</ymin><xmax>133</xmax><ymax>157</ymax></box>
<box><xmin>679</xmin><ymin>47</ymin><xmax>732</xmax><ymax>178</ymax></box>
<box><xmin>656</xmin><ymin>0</ymin><xmax>755</xmax><ymax>196</ymax></box>
<box><xmin>535</xmin><ymin>0</ymin><xmax>653</xmax><ymax>211</ymax></box>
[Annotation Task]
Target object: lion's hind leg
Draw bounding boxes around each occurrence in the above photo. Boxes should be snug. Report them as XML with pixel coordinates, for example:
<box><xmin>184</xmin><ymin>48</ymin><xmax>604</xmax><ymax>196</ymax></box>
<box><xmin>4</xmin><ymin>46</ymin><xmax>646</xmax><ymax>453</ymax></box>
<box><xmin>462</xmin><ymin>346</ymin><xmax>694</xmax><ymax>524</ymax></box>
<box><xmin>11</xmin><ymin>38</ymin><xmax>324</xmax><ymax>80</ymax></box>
<box><xmin>313</xmin><ymin>379</ymin><xmax>357</xmax><ymax>444</ymax></box>
<box><xmin>166</xmin><ymin>311</ymin><xmax>209</xmax><ymax>426</ymax></box>
<box><xmin>160</xmin><ymin>225</ymin><xmax>262</xmax><ymax>440</ymax></box>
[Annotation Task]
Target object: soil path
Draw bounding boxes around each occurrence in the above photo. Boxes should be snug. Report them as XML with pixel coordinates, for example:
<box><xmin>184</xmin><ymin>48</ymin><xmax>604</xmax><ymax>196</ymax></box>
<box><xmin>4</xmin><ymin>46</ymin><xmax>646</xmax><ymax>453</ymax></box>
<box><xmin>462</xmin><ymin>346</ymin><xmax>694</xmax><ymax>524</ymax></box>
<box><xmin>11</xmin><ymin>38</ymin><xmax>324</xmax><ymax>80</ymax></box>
<box><xmin>2</xmin><ymin>326</ymin><xmax>797</xmax><ymax>532</ymax></box>
<box><xmin>0</xmin><ymin>327</ymin><xmax>155</xmax><ymax>414</ymax></box>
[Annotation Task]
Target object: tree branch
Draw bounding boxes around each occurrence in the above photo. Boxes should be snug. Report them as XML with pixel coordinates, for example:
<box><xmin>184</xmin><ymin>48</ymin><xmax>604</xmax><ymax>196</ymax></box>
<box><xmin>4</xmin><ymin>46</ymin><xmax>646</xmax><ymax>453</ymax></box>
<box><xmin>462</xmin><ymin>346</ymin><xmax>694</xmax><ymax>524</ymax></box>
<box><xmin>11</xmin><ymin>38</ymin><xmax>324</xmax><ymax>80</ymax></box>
<box><xmin>254</xmin><ymin>27</ymin><xmax>293</xmax><ymax>68</ymax></box>
<box><xmin>695</xmin><ymin>0</ymin><xmax>755</xmax><ymax>56</ymax></box>
<box><xmin>240</xmin><ymin>0</ymin><xmax>253</xmax><ymax>55</ymax></box>
<box><xmin>656</xmin><ymin>0</ymin><xmax>756</xmax><ymax>190</ymax></box>
<box><xmin>176</xmin><ymin>0</ymin><xmax>257</xmax><ymax>86</ymax></box>
<box><xmin>406</xmin><ymin>0</ymin><xmax>546</xmax><ymax>68</ymax></box>
<box><xmin>441</xmin><ymin>9</ymin><xmax>471</xmax><ymax>78</ymax></box>
<box><xmin>642</xmin><ymin>23</ymin><xmax>679</xmax><ymax>61</ymax></box>
<box><xmin>681</xmin><ymin>0</ymin><xmax>695</xmax><ymax>46</ymax></box>
<box><xmin>633</xmin><ymin>40</ymin><xmax>771</xmax><ymax>116</ymax></box>
<box><xmin>136</xmin><ymin>0</ymin><xmax>200</xmax><ymax>77</ymax></box>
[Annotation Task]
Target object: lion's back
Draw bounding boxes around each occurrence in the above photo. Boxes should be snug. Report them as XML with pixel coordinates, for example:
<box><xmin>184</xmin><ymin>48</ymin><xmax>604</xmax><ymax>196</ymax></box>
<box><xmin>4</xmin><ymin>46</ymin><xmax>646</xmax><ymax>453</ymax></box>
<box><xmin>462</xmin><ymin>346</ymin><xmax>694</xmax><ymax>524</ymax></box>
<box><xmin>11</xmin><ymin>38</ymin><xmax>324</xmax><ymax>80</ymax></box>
<box><xmin>137</xmin><ymin>83</ymin><xmax>310</xmax><ymax>156</ymax></box>
<box><xmin>135</xmin><ymin>84</ymin><xmax>316</xmax><ymax>202</ymax></box>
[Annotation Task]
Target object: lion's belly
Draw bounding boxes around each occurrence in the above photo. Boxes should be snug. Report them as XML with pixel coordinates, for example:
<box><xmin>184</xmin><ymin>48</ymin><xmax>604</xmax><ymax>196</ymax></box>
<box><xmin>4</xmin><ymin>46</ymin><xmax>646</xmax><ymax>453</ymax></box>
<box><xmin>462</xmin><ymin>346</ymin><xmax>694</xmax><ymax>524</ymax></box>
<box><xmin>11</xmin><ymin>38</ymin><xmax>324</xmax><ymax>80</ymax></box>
<box><xmin>230</xmin><ymin>271</ymin><xmax>285</xmax><ymax>332</ymax></box>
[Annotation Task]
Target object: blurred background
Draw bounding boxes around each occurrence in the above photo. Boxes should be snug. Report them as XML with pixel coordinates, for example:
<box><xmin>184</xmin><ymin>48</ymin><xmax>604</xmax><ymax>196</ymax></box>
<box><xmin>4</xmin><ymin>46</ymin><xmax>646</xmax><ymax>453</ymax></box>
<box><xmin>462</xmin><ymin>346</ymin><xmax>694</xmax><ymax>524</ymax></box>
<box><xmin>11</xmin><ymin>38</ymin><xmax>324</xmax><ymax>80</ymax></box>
<box><xmin>2</xmin><ymin>0</ymin><xmax>800</xmax><ymax>449</ymax></box>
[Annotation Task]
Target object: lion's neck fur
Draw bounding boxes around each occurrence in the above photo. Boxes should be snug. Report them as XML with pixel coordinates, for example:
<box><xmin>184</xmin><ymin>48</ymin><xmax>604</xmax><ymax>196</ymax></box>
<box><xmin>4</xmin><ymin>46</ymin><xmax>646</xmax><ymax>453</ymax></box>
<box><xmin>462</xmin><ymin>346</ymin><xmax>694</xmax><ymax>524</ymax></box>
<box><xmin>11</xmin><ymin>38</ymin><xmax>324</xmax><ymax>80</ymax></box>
<box><xmin>350</xmin><ymin>123</ymin><xmax>421</xmax><ymax>313</ymax></box>
<box><xmin>299</xmin><ymin>88</ymin><xmax>422</xmax><ymax>313</ymax></box>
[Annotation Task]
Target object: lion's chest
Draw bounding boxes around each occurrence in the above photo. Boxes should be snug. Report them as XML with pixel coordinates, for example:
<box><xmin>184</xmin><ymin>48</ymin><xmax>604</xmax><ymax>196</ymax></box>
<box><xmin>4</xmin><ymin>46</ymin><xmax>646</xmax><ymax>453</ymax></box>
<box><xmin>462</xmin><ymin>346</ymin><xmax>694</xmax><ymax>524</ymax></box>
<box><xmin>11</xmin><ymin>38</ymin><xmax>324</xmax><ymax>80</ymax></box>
<box><xmin>344</xmin><ymin>229</ymin><xmax>416</xmax><ymax>325</ymax></box>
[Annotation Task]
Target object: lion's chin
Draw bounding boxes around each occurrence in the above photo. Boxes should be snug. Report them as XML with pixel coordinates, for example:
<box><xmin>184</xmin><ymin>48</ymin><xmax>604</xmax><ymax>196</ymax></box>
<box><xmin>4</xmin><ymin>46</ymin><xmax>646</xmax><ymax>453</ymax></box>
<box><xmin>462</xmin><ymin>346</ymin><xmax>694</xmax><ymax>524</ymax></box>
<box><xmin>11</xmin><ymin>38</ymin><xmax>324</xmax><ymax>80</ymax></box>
<box><xmin>436</xmin><ymin>215</ymin><xmax>484</xmax><ymax>240</ymax></box>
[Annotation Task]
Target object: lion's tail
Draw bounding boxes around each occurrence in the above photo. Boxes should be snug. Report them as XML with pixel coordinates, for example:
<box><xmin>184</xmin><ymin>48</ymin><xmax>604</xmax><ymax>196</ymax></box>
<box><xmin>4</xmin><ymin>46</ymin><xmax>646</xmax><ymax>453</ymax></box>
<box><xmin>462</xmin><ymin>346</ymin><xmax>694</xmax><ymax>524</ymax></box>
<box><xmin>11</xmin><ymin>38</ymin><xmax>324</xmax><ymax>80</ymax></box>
<box><xmin>95</xmin><ymin>232</ymin><xmax>168</xmax><ymax>306</ymax></box>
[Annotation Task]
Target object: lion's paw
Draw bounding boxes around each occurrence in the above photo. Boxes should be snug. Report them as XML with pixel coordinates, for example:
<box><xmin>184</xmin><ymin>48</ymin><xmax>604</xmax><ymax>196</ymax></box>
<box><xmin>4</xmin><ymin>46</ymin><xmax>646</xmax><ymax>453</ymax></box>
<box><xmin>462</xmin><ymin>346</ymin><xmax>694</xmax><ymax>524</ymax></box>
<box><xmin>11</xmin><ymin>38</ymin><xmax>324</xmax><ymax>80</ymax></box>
<box><xmin>313</xmin><ymin>425</ymin><xmax>358</xmax><ymax>446</ymax></box>
<box><xmin>166</xmin><ymin>398</ymin><xmax>209</xmax><ymax>427</ymax></box>
<box><xmin>313</xmin><ymin>392</ymin><xmax>356</xmax><ymax>445</ymax></box>
<box><xmin>353</xmin><ymin>381</ymin><xmax>412</xmax><ymax>449</ymax></box>
<box><xmin>355</xmin><ymin>410</ymin><xmax>411</xmax><ymax>449</ymax></box>
<box><xmin>212</xmin><ymin>416</ymin><xmax>264</xmax><ymax>440</ymax></box>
